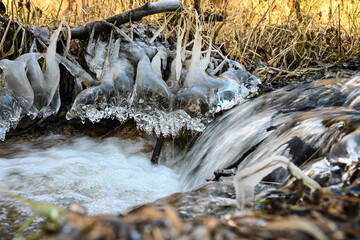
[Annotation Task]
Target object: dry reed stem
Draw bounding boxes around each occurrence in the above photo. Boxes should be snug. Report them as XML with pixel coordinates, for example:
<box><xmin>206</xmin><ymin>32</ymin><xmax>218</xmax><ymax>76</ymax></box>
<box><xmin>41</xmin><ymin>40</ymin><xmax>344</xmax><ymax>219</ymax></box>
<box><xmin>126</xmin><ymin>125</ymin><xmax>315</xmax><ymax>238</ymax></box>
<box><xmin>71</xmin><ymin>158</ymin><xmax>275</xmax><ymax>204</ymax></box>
<box><xmin>1</xmin><ymin>0</ymin><xmax>359</xmax><ymax>72</ymax></box>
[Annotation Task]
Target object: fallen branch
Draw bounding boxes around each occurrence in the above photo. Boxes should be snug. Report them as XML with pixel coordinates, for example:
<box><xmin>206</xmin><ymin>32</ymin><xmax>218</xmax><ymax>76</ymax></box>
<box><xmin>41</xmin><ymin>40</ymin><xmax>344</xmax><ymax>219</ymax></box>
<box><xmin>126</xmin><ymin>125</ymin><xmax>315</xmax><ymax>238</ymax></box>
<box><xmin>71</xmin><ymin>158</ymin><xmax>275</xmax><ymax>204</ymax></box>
<box><xmin>70</xmin><ymin>0</ymin><xmax>182</xmax><ymax>40</ymax></box>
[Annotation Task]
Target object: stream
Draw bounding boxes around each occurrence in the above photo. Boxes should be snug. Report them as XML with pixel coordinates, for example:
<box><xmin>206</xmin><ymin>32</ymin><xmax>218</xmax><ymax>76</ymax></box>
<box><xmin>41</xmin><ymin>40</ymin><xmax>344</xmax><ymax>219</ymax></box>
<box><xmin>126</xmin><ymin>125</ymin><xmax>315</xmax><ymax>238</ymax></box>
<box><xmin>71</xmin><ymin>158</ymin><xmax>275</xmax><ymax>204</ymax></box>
<box><xmin>0</xmin><ymin>76</ymin><xmax>360</xmax><ymax>239</ymax></box>
<box><xmin>0</xmin><ymin>135</ymin><xmax>181</xmax><ymax>215</ymax></box>
<box><xmin>1</xmin><ymin>76</ymin><xmax>360</xmax><ymax>218</ymax></box>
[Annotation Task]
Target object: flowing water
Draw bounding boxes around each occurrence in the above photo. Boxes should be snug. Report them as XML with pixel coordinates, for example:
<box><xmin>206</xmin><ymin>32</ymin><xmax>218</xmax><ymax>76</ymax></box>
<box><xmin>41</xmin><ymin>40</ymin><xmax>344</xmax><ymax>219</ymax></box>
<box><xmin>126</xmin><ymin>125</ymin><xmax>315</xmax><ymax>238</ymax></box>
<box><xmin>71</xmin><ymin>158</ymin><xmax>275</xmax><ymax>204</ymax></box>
<box><xmin>180</xmin><ymin>76</ymin><xmax>360</xmax><ymax>189</ymax></box>
<box><xmin>0</xmin><ymin>75</ymin><xmax>359</xmax><ymax>236</ymax></box>
<box><xmin>0</xmin><ymin>135</ymin><xmax>181</xmax><ymax>215</ymax></box>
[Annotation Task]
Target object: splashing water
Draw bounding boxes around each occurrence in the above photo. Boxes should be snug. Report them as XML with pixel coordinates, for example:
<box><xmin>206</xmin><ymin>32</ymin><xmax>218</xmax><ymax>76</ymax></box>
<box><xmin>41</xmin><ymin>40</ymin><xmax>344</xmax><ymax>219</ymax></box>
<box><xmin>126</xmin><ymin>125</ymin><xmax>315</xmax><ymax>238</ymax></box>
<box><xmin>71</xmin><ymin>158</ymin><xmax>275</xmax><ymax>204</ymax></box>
<box><xmin>180</xmin><ymin>76</ymin><xmax>360</xmax><ymax>189</ymax></box>
<box><xmin>0</xmin><ymin>135</ymin><xmax>181</xmax><ymax>215</ymax></box>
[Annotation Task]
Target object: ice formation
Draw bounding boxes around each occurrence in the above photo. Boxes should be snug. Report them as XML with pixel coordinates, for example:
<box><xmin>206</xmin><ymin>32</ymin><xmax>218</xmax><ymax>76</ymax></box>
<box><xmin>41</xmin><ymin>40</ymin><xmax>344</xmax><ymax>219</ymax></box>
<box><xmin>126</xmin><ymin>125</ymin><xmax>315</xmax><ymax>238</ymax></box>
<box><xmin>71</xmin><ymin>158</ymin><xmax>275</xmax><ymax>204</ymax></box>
<box><xmin>38</xmin><ymin>23</ymin><xmax>62</xmax><ymax>118</ymax></box>
<box><xmin>18</xmin><ymin>53</ymin><xmax>46</xmax><ymax>118</ymax></box>
<box><xmin>0</xmin><ymin>21</ymin><xmax>261</xmax><ymax>140</ymax></box>
<box><xmin>67</xmin><ymin>23</ymin><xmax>261</xmax><ymax>137</ymax></box>
<box><xmin>234</xmin><ymin>155</ymin><xmax>319</xmax><ymax>209</ymax></box>
<box><xmin>0</xmin><ymin>87</ymin><xmax>22</xmax><ymax>140</ymax></box>
<box><xmin>0</xmin><ymin>56</ymin><xmax>34</xmax><ymax>112</ymax></box>
<box><xmin>66</xmin><ymin>38</ymin><xmax>136</xmax><ymax>123</ymax></box>
<box><xmin>0</xmin><ymin>24</ymin><xmax>62</xmax><ymax>140</ymax></box>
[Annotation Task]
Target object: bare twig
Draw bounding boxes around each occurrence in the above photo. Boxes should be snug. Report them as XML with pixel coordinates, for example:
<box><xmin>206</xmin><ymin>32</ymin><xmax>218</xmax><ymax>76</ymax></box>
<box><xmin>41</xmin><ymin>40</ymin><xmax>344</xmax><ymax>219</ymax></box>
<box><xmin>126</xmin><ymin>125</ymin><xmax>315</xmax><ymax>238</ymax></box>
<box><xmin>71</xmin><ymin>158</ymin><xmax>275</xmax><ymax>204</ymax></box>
<box><xmin>70</xmin><ymin>0</ymin><xmax>182</xmax><ymax>40</ymax></box>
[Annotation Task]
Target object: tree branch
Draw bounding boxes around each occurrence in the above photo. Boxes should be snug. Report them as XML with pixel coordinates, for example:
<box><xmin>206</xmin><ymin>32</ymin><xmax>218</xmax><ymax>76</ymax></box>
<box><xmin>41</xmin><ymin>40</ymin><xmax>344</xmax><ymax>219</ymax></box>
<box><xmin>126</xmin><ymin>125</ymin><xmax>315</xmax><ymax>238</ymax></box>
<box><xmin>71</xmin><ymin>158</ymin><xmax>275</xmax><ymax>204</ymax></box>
<box><xmin>70</xmin><ymin>0</ymin><xmax>182</xmax><ymax>40</ymax></box>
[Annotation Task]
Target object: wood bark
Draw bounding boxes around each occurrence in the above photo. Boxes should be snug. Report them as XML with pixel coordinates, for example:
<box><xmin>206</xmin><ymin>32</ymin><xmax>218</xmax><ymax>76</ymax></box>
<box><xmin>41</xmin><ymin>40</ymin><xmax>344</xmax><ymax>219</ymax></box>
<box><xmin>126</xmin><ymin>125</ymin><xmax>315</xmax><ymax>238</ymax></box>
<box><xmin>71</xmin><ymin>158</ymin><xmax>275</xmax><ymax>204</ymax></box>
<box><xmin>70</xmin><ymin>0</ymin><xmax>182</xmax><ymax>40</ymax></box>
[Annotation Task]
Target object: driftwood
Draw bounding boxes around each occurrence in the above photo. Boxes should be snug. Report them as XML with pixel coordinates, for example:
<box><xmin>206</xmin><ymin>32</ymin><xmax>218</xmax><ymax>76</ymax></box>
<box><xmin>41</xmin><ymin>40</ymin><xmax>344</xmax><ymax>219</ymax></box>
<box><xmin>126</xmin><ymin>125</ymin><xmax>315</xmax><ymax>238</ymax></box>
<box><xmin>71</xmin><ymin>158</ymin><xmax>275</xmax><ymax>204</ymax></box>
<box><xmin>70</xmin><ymin>0</ymin><xmax>182</xmax><ymax>40</ymax></box>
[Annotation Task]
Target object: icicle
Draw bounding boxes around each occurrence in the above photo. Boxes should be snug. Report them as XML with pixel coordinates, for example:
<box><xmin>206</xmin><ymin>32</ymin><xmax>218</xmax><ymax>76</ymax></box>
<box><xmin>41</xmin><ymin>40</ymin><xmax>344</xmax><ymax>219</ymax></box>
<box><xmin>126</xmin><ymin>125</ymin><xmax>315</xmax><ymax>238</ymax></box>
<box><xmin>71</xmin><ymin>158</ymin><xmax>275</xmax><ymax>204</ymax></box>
<box><xmin>167</xmin><ymin>25</ymin><xmax>185</xmax><ymax>91</ymax></box>
<box><xmin>184</xmin><ymin>26</ymin><xmax>205</xmax><ymax>87</ymax></box>
<box><xmin>132</xmin><ymin>55</ymin><xmax>171</xmax><ymax>111</ymax></box>
<box><xmin>151</xmin><ymin>49</ymin><xmax>167</xmax><ymax>79</ymax></box>
<box><xmin>176</xmin><ymin>25</ymin><xmax>185</xmax><ymax>82</ymax></box>
<box><xmin>42</xmin><ymin>23</ymin><xmax>62</xmax><ymax>111</ymax></box>
<box><xmin>85</xmin><ymin>28</ymin><xmax>108</xmax><ymax>78</ymax></box>
<box><xmin>199</xmin><ymin>37</ymin><xmax>212</xmax><ymax>72</ymax></box>
<box><xmin>57</xmin><ymin>54</ymin><xmax>97</xmax><ymax>89</ymax></box>
<box><xmin>0</xmin><ymin>87</ymin><xmax>22</xmax><ymax>141</ymax></box>
<box><xmin>0</xmin><ymin>58</ymin><xmax>34</xmax><ymax>112</ymax></box>
<box><xmin>40</xmin><ymin>86</ymin><xmax>61</xmax><ymax>118</ymax></box>
<box><xmin>16</xmin><ymin>53</ymin><xmax>46</xmax><ymax>119</ymax></box>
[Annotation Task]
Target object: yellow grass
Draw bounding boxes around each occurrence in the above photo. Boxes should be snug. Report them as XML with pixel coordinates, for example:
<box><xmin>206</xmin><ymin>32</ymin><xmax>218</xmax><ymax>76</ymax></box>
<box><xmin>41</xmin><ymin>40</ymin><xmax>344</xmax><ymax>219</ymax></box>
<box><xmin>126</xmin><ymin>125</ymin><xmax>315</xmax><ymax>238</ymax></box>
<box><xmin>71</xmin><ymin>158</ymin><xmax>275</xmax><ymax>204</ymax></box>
<box><xmin>2</xmin><ymin>0</ymin><xmax>360</xmax><ymax>70</ymax></box>
<box><xmin>217</xmin><ymin>0</ymin><xmax>360</xmax><ymax>69</ymax></box>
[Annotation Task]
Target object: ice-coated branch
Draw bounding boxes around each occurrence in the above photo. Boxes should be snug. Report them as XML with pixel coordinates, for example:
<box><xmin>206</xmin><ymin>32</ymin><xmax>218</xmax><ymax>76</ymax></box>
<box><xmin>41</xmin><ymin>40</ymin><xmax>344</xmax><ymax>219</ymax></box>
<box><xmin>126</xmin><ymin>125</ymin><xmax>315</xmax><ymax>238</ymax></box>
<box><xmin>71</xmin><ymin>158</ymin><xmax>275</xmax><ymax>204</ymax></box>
<box><xmin>70</xmin><ymin>0</ymin><xmax>182</xmax><ymax>40</ymax></box>
<box><xmin>234</xmin><ymin>156</ymin><xmax>320</xmax><ymax>209</ymax></box>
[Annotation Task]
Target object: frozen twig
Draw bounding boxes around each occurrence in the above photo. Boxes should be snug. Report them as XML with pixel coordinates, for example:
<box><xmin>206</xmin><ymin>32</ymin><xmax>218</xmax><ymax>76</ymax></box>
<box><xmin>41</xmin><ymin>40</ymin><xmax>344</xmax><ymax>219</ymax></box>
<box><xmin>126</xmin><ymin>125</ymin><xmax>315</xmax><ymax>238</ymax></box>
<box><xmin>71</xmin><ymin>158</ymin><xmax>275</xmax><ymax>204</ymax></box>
<box><xmin>234</xmin><ymin>156</ymin><xmax>320</xmax><ymax>209</ymax></box>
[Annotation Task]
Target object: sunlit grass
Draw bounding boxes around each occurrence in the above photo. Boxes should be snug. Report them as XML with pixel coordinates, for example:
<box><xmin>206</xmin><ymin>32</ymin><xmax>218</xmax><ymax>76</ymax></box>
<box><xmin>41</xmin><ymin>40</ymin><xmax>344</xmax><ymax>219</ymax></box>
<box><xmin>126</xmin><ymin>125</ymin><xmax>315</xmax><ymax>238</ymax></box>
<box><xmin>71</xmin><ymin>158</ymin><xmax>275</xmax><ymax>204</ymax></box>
<box><xmin>2</xmin><ymin>0</ymin><xmax>360</xmax><ymax>70</ymax></box>
<box><xmin>216</xmin><ymin>0</ymin><xmax>360</xmax><ymax>69</ymax></box>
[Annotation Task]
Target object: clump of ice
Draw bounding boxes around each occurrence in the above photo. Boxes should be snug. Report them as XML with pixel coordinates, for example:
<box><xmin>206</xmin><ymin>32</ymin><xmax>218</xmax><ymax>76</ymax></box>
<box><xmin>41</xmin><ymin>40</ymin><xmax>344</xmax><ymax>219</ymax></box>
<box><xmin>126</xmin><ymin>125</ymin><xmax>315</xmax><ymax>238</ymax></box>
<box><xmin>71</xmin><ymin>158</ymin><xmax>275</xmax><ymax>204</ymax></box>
<box><xmin>17</xmin><ymin>53</ymin><xmax>45</xmax><ymax>118</ymax></box>
<box><xmin>177</xmin><ymin>24</ymin><xmax>259</xmax><ymax>116</ymax></box>
<box><xmin>132</xmin><ymin>55</ymin><xmax>172</xmax><ymax>112</ymax></box>
<box><xmin>132</xmin><ymin>109</ymin><xmax>206</xmax><ymax>137</ymax></box>
<box><xmin>0</xmin><ymin>24</ymin><xmax>63</xmax><ymax>140</ymax></box>
<box><xmin>0</xmin><ymin>87</ymin><xmax>22</xmax><ymax>141</ymax></box>
<box><xmin>67</xmin><ymin>22</ymin><xmax>261</xmax><ymax>137</ymax></box>
<box><xmin>0</xmin><ymin>57</ymin><xmax>34</xmax><ymax>112</ymax></box>
<box><xmin>66</xmin><ymin>39</ymin><xmax>135</xmax><ymax>124</ymax></box>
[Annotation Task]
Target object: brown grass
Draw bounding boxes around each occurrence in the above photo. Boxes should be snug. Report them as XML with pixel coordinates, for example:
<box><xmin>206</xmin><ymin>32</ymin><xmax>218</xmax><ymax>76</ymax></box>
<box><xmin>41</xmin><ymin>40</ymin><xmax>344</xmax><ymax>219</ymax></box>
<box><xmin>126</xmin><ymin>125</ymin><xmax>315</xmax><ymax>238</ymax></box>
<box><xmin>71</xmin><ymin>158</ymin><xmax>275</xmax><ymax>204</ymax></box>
<box><xmin>2</xmin><ymin>0</ymin><xmax>360</xmax><ymax>71</ymax></box>
<box><xmin>214</xmin><ymin>0</ymin><xmax>360</xmax><ymax>70</ymax></box>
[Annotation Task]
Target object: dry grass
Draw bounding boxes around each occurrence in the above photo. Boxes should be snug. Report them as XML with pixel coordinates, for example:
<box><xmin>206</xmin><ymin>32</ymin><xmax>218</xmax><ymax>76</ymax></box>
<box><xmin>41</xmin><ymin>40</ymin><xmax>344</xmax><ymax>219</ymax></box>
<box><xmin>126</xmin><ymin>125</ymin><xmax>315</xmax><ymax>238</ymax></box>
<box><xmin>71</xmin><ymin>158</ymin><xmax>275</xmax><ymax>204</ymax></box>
<box><xmin>214</xmin><ymin>0</ymin><xmax>360</xmax><ymax>70</ymax></box>
<box><xmin>2</xmin><ymin>0</ymin><xmax>360</xmax><ymax>71</ymax></box>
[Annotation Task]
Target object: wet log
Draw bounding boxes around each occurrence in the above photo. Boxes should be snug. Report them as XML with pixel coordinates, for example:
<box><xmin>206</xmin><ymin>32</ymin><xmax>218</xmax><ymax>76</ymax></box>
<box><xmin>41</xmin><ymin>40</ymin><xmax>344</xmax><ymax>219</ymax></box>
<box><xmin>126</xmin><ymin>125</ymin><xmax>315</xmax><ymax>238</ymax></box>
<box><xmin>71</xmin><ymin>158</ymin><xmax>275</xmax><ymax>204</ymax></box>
<box><xmin>70</xmin><ymin>0</ymin><xmax>182</xmax><ymax>40</ymax></box>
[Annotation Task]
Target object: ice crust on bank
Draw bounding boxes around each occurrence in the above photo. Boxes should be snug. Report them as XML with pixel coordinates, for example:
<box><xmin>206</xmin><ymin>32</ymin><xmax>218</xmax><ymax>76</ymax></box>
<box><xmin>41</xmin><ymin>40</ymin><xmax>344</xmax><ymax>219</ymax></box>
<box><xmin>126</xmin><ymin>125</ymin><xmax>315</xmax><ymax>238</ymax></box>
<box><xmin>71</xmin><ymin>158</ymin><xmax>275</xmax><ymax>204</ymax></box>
<box><xmin>67</xmin><ymin>24</ymin><xmax>261</xmax><ymax>137</ymax></box>
<box><xmin>0</xmin><ymin>24</ymin><xmax>62</xmax><ymax>140</ymax></box>
<box><xmin>66</xmin><ymin>38</ymin><xmax>136</xmax><ymax>123</ymax></box>
<box><xmin>0</xmin><ymin>87</ymin><xmax>22</xmax><ymax>141</ymax></box>
<box><xmin>0</xmin><ymin>21</ymin><xmax>261</xmax><ymax>139</ymax></box>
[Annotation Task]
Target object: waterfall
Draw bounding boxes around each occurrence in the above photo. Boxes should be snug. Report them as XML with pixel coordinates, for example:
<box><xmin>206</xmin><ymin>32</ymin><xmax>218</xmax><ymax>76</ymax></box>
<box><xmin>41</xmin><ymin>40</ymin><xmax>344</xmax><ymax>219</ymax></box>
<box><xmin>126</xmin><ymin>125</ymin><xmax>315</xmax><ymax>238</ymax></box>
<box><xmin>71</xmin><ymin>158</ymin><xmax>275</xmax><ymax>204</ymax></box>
<box><xmin>179</xmin><ymin>76</ymin><xmax>360</xmax><ymax>189</ymax></box>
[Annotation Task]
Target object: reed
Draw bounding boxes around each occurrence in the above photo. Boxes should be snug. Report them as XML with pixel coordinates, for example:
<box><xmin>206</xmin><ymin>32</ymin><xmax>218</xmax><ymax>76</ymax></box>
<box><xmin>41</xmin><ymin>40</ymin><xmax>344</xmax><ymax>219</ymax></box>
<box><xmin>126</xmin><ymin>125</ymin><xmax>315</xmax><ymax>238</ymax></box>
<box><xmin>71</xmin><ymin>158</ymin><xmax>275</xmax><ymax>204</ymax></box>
<box><xmin>2</xmin><ymin>0</ymin><xmax>360</xmax><ymax>71</ymax></box>
<box><xmin>214</xmin><ymin>0</ymin><xmax>360</xmax><ymax>70</ymax></box>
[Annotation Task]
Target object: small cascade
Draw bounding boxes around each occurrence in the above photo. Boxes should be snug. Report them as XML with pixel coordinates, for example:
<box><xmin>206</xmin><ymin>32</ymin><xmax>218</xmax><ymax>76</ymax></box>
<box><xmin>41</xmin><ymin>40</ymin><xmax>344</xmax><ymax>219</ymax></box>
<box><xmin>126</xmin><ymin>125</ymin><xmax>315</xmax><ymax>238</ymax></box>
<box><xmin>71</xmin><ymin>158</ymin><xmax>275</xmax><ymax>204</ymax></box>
<box><xmin>179</xmin><ymin>76</ymin><xmax>360</xmax><ymax>189</ymax></box>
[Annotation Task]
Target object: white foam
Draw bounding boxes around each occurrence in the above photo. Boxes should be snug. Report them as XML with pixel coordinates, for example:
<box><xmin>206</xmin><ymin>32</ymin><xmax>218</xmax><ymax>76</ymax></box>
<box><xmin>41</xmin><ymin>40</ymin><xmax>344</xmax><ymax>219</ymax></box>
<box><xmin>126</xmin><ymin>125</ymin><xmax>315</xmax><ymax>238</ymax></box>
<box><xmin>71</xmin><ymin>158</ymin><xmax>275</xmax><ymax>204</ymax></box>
<box><xmin>0</xmin><ymin>135</ymin><xmax>181</xmax><ymax>215</ymax></box>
